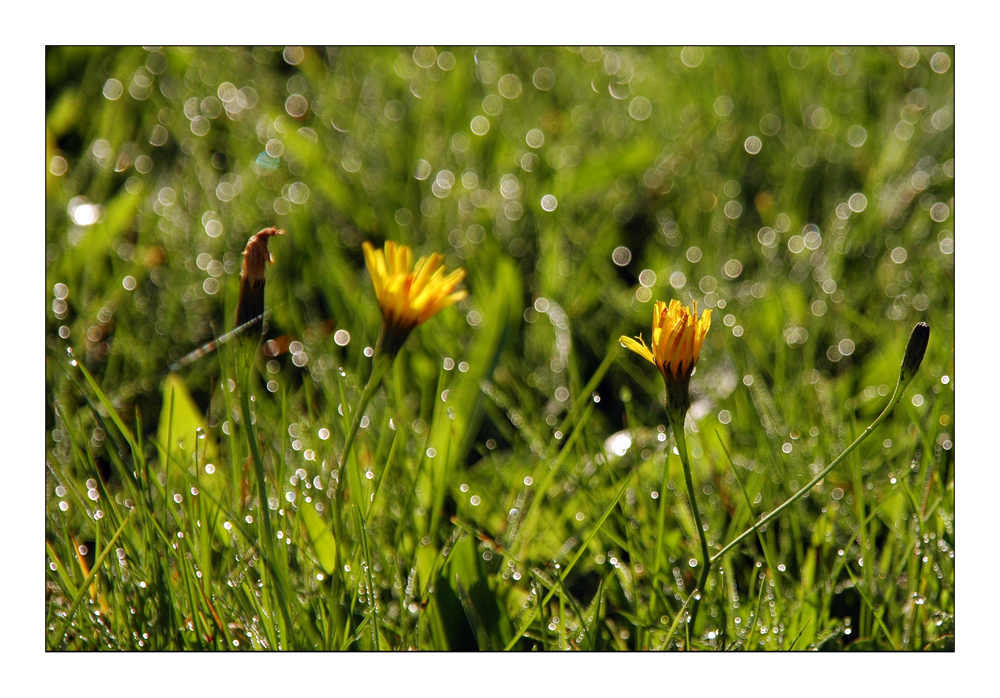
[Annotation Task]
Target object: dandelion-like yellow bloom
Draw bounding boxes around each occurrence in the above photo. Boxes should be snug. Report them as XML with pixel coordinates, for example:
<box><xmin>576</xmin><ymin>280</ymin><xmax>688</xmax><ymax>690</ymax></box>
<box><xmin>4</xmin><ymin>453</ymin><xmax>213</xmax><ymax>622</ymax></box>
<box><xmin>620</xmin><ymin>299</ymin><xmax>712</xmax><ymax>414</ymax></box>
<box><xmin>363</xmin><ymin>240</ymin><xmax>468</xmax><ymax>357</ymax></box>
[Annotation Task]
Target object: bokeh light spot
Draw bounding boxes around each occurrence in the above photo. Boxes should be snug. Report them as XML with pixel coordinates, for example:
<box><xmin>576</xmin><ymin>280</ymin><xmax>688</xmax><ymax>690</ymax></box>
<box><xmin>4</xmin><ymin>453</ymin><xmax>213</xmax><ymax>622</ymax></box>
<box><xmin>680</xmin><ymin>47</ymin><xmax>704</xmax><ymax>68</ymax></box>
<box><xmin>532</xmin><ymin>67</ymin><xmax>555</xmax><ymax>90</ymax></box>
<box><xmin>930</xmin><ymin>52</ymin><xmax>951</xmax><ymax>73</ymax></box>
<box><xmin>50</xmin><ymin>156</ymin><xmax>68</xmax><ymax>176</ymax></box>
<box><xmin>103</xmin><ymin>79</ymin><xmax>123</xmax><ymax>100</ymax></box>
<box><xmin>526</xmin><ymin>128</ymin><xmax>545</xmax><ymax>148</ymax></box>
<box><xmin>498</xmin><ymin>74</ymin><xmax>523</xmax><ymax>99</ymax></box>
<box><xmin>612</xmin><ymin>246</ymin><xmax>632</xmax><ymax>266</ymax></box>
<box><xmin>628</xmin><ymin>96</ymin><xmax>652</xmax><ymax>121</ymax></box>
<box><xmin>898</xmin><ymin>47</ymin><xmax>919</xmax><ymax>68</ymax></box>
<box><xmin>190</xmin><ymin>116</ymin><xmax>210</xmax><ymax>136</ymax></box>
<box><xmin>930</xmin><ymin>203</ymin><xmax>950</xmax><ymax>222</ymax></box>
<box><xmin>846</xmin><ymin>124</ymin><xmax>868</xmax><ymax>147</ymax></box>
<box><xmin>760</xmin><ymin>114</ymin><xmax>781</xmax><ymax>136</ymax></box>
<box><xmin>413</xmin><ymin>46</ymin><xmax>437</xmax><ymax>69</ymax></box>
<box><xmin>437</xmin><ymin>51</ymin><xmax>456</xmax><ymax>71</ymax></box>
<box><xmin>483</xmin><ymin>94</ymin><xmax>503</xmax><ymax>115</ymax></box>
<box><xmin>283</xmin><ymin>46</ymin><xmax>304</xmax><ymax>65</ymax></box>
<box><xmin>265</xmin><ymin>139</ymin><xmax>284</xmax><ymax>158</ymax></box>
<box><xmin>285</xmin><ymin>94</ymin><xmax>308</xmax><ymax>118</ymax></box>
<box><xmin>470</xmin><ymin>115</ymin><xmax>490</xmax><ymax>136</ymax></box>
<box><xmin>723</xmin><ymin>259</ymin><xmax>743</xmax><ymax>279</ymax></box>
<box><xmin>788</xmin><ymin>47</ymin><xmax>811</xmax><ymax>70</ymax></box>
<box><xmin>713</xmin><ymin>96</ymin><xmax>733</xmax><ymax>116</ymax></box>
<box><xmin>412</xmin><ymin>159</ymin><xmax>431</xmax><ymax>180</ymax></box>
<box><xmin>757</xmin><ymin>227</ymin><xmax>776</xmax><ymax>247</ymax></box>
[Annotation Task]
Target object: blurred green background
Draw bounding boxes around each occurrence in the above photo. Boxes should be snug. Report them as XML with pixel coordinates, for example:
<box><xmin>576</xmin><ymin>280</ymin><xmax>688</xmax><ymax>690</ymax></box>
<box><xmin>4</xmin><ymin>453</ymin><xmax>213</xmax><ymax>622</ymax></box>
<box><xmin>45</xmin><ymin>46</ymin><xmax>954</xmax><ymax>650</ymax></box>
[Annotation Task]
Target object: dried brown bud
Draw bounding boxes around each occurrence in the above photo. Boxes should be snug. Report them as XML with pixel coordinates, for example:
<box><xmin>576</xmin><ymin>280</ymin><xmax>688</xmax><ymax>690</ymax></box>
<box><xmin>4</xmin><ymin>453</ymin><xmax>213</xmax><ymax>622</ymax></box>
<box><xmin>900</xmin><ymin>322</ymin><xmax>929</xmax><ymax>385</ymax></box>
<box><xmin>235</xmin><ymin>227</ymin><xmax>284</xmax><ymax>334</ymax></box>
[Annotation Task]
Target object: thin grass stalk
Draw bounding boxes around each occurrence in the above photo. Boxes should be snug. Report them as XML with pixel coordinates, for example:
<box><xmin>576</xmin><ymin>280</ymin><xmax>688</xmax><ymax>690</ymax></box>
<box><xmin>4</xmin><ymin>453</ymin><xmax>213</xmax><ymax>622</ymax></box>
<box><xmin>331</xmin><ymin>350</ymin><xmax>392</xmax><ymax>646</ymax></box>
<box><xmin>504</xmin><ymin>470</ymin><xmax>632</xmax><ymax>650</ymax></box>
<box><xmin>649</xmin><ymin>450</ymin><xmax>672</xmax><ymax>628</ymax></box>
<box><xmin>236</xmin><ymin>341</ymin><xmax>295</xmax><ymax>648</ymax></box>
<box><xmin>47</xmin><ymin>511</ymin><xmax>134</xmax><ymax>650</ymax></box>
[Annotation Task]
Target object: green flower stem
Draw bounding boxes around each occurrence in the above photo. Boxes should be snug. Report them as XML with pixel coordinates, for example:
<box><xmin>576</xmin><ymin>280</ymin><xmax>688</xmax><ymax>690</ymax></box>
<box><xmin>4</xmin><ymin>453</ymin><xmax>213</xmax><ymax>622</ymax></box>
<box><xmin>331</xmin><ymin>350</ymin><xmax>393</xmax><ymax>644</ymax></box>
<box><xmin>668</xmin><ymin>407</ymin><xmax>713</xmax><ymax>632</ymax></box>
<box><xmin>333</xmin><ymin>354</ymin><xmax>391</xmax><ymax>542</ymax></box>
<box><xmin>711</xmin><ymin>375</ymin><xmax>908</xmax><ymax>566</ymax></box>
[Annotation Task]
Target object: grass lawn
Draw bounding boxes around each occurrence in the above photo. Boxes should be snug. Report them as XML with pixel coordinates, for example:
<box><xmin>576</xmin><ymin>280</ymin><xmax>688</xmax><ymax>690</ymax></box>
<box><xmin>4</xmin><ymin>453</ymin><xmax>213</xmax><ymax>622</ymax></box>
<box><xmin>44</xmin><ymin>45</ymin><xmax>954</xmax><ymax>651</ymax></box>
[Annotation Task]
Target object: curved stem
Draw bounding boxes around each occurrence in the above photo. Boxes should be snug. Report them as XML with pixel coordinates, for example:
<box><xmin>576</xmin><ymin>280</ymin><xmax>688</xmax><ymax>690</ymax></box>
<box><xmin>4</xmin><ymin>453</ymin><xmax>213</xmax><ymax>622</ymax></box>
<box><xmin>668</xmin><ymin>409</ymin><xmax>712</xmax><ymax>633</ymax></box>
<box><xmin>711</xmin><ymin>376</ymin><xmax>905</xmax><ymax>565</ymax></box>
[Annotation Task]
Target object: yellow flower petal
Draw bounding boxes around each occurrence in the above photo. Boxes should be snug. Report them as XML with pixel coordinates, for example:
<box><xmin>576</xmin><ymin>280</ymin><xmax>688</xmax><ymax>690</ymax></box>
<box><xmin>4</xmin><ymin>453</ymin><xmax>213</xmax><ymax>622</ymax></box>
<box><xmin>363</xmin><ymin>240</ymin><xmax>468</xmax><ymax>356</ymax></box>
<box><xmin>619</xmin><ymin>334</ymin><xmax>656</xmax><ymax>364</ymax></box>
<box><xmin>621</xmin><ymin>298</ymin><xmax>712</xmax><ymax>412</ymax></box>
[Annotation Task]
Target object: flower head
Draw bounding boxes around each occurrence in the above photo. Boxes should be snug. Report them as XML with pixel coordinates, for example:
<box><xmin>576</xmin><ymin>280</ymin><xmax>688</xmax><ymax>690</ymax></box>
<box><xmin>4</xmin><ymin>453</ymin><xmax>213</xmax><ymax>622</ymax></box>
<box><xmin>899</xmin><ymin>321</ymin><xmax>929</xmax><ymax>387</ymax></box>
<box><xmin>363</xmin><ymin>240</ymin><xmax>467</xmax><ymax>357</ymax></box>
<box><xmin>620</xmin><ymin>299</ymin><xmax>711</xmax><ymax>414</ymax></box>
<box><xmin>235</xmin><ymin>227</ymin><xmax>284</xmax><ymax>335</ymax></box>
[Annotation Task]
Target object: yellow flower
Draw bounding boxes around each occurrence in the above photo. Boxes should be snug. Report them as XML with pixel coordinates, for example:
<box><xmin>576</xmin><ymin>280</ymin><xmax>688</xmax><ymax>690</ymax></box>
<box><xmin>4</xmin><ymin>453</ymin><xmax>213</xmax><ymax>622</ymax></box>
<box><xmin>363</xmin><ymin>240</ymin><xmax>468</xmax><ymax>357</ymax></box>
<box><xmin>620</xmin><ymin>299</ymin><xmax>711</xmax><ymax>414</ymax></box>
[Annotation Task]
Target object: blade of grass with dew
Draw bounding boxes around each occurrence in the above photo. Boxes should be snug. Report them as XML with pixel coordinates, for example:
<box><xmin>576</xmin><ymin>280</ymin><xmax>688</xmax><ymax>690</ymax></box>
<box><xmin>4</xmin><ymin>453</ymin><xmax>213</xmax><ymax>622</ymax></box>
<box><xmin>48</xmin><ymin>511</ymin><xmax>134</xmax><ymax>650</ymax></box>
<box><xmin>504</xmin><ymin>469</ymin><xmax>633</xmax><ymax>650</ymax></box>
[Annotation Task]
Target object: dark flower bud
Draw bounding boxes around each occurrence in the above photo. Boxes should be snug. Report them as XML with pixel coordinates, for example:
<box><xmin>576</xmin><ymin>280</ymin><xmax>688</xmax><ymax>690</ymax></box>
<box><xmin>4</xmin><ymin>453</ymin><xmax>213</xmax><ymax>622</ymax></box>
<box><xmin>235</xmin><ymin>227</ymin><xmax>283</xmax><ymax>336</ymax></box>
<box><xmin>899</xmin><ymin>322</ymin><xmax>929</xmax><ymax>386</ymax></box>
